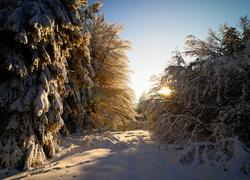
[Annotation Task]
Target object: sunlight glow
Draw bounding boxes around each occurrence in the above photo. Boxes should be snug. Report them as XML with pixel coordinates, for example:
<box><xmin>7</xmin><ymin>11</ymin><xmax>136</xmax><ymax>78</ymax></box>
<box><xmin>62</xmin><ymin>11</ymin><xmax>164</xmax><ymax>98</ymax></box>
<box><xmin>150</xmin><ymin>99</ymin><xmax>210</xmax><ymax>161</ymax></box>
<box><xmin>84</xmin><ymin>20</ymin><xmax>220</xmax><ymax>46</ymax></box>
<box><xmin>159</xmin><ymin>87</ymin><xmax>173</xmax><ymax>96</ymax></box>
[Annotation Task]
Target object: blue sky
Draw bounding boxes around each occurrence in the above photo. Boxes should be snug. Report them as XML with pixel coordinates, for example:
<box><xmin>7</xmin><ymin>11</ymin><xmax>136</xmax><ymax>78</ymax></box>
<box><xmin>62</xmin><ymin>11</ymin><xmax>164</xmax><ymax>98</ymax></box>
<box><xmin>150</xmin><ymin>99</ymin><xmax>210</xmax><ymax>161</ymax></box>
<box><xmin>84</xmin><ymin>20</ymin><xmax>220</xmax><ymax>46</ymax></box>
<box><xmin>88</xmin><ymin>0</ymin><xmax>250</xmax><ymax>100</ymax></box>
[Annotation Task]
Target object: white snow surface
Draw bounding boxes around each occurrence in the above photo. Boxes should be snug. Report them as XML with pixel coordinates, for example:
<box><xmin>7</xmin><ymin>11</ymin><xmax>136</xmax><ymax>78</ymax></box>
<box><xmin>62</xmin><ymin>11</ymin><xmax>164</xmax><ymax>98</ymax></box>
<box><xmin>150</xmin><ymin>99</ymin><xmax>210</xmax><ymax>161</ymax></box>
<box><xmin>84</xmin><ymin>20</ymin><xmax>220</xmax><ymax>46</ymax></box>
<box><xmin>1</xmin><ymin>130</ymin><xmax>249</xmax><ymax>180</ymax></box>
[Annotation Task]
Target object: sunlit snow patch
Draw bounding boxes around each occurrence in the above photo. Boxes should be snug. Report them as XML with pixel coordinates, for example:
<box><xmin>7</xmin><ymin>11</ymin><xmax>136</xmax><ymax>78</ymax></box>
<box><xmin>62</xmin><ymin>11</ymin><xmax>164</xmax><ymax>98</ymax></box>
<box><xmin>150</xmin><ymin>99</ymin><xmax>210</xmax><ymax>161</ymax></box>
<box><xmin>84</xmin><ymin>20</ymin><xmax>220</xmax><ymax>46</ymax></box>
<box><xmin>83</xmin><ymin>131</ymin><xmax>129</xmax><ymax>150</ymax></box>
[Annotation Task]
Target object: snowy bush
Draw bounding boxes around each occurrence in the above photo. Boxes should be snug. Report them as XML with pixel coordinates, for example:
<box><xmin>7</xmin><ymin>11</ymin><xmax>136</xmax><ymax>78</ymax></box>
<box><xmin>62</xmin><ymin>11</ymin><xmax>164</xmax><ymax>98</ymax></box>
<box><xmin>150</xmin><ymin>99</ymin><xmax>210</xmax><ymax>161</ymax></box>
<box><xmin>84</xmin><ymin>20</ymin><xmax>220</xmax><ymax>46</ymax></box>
<box><xmin>145</xmin><ymin>17</ymin><xmax>250</xmax><ymax>174</ymax></box>
<box><xmin>177</xmin><ymin>138</ymin><xmax>250</xmax><ymax>174</ymax></box>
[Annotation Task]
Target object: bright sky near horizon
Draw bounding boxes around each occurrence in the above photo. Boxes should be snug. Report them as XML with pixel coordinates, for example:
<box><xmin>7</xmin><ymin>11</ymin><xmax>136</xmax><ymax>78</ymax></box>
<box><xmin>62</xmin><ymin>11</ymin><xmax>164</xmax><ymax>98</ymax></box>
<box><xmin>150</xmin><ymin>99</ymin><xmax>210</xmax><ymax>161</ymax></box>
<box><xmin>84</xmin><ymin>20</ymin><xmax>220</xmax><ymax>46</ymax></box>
<box><xmin>88</xmin><ymin>0</ymin><xmax>250</xmax><ymax>101</ymax></box>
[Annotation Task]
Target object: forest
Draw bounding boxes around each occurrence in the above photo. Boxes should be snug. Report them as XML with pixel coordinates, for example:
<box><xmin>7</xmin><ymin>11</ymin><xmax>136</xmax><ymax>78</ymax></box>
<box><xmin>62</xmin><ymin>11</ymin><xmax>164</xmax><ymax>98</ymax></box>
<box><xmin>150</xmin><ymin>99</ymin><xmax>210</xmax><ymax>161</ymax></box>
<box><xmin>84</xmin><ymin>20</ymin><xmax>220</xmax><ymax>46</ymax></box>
<box><xmin>0</xmin><ymin>0</ymin><xmax>250</xmax><ymax>179</ymax></box>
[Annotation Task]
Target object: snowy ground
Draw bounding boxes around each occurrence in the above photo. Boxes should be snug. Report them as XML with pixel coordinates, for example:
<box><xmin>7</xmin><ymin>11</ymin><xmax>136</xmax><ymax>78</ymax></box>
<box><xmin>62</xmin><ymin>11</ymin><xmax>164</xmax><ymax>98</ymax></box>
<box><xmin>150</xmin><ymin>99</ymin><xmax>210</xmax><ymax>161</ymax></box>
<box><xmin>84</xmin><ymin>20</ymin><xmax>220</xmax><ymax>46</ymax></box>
<box><xmin>1</xmin><ymin>130</ymin><xmax>249</xmax><ymax>180</ymax></box>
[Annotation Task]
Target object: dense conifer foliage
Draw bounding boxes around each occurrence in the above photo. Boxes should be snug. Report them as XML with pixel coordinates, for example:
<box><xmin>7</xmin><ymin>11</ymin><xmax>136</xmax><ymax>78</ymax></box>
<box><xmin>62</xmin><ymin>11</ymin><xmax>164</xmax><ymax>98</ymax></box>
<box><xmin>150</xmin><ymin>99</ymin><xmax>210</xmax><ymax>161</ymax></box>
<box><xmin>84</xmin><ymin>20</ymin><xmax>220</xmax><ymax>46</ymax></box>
<box><xmin>0</xmin><ymin>0</ymin><xmax>134</xmax><ymax>170</ymax></box>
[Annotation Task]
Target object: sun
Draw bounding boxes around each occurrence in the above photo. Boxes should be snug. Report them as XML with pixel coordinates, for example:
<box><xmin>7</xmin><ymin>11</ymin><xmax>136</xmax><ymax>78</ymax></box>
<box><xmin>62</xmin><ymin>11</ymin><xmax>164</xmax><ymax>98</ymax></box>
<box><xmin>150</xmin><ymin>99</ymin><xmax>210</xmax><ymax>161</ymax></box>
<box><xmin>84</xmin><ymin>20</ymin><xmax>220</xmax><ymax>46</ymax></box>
<box><xmin>159</xmin><ymin>87</ymin><xmax>172</xmax><ymax>96</ymax></box>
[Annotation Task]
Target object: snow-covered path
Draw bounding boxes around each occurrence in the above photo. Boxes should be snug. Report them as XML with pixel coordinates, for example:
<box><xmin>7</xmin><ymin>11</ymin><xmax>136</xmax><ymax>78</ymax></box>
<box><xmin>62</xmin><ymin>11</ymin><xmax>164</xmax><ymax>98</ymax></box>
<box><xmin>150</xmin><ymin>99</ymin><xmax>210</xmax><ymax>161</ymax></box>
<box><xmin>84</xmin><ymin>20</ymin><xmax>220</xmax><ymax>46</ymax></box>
<box><xmin>1</xmin><ymin>130</ymin><xmax>249</xmax><ymax>180</ymax></box>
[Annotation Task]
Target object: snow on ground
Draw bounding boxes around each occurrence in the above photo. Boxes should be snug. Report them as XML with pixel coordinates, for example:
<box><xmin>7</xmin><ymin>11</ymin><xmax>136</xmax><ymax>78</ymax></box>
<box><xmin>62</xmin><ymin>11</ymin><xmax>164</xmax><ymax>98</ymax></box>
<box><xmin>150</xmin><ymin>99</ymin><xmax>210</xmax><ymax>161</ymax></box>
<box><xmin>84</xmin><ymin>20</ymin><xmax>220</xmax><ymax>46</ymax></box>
<box><xmin>1</xmin><ymin>130</ymin><xmax>250</xmax><ymax>180</ymax></box>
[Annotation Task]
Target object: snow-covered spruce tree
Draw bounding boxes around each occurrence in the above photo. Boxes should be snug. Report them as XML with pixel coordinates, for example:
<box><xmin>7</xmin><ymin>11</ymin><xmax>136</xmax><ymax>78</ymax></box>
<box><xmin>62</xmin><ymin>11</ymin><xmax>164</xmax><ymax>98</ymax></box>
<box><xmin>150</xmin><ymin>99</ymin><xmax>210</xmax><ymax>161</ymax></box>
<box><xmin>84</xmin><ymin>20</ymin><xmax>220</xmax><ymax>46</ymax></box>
<box><xmin>0</xmin><ymin>0</ymin><xmax>102</xmax><ymax>170</ymax></box>
<box><xmin>134</xmin><ymin>91</ymin><xmax>151</xmax><ymax>129</ymax></box>
<box><xmin>135</xmin><ymin>91</ymin><xmax>147</xmax><ymax>116</ymax></box>
<box><xmin>84</xmin><ymin>14</ymin><xmax>136</xmax><ymax>130</ymax></box>
<box><xmin>62</xmin><ymin>2</ymin><xmax>104</xmax><ymax>133</ymax></box>
<box><xmin>145</xmin><ymin>17</ymin><xmax>250</xmax><ymax>173</ymax></box>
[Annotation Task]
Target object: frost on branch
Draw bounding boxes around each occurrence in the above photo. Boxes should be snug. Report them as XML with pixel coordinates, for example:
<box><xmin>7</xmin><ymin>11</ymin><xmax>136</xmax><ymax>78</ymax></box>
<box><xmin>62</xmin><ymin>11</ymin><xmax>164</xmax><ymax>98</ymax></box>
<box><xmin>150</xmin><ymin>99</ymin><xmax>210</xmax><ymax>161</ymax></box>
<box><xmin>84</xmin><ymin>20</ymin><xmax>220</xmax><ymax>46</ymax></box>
<box><xmin>82</xmin><ymin>13</ymin><xmax>136</xmax><ymax>131</ymax></box>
